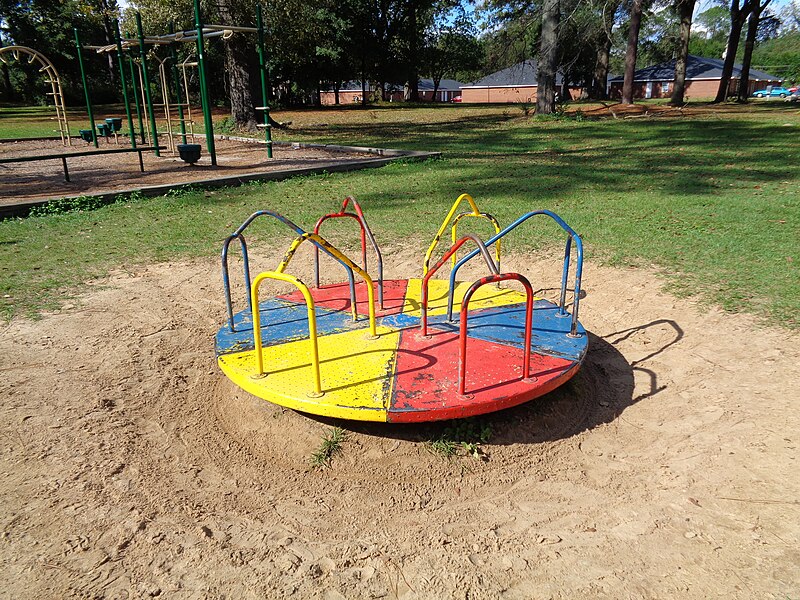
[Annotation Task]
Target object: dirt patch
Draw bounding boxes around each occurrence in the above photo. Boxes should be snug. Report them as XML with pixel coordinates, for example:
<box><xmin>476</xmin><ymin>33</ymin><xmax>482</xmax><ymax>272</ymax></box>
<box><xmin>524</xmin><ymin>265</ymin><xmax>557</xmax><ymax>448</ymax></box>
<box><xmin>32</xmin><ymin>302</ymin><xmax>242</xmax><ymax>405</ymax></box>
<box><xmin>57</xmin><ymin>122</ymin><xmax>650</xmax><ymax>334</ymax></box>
<box><xmin>1</xmin><ymin>248</ymin><xmax>798</xmax><ymax>599</ymax></box>
<box><xmin>0</xmin><ymin>137</ymin><xmax>379</xmax><ymax>206</ymax></box>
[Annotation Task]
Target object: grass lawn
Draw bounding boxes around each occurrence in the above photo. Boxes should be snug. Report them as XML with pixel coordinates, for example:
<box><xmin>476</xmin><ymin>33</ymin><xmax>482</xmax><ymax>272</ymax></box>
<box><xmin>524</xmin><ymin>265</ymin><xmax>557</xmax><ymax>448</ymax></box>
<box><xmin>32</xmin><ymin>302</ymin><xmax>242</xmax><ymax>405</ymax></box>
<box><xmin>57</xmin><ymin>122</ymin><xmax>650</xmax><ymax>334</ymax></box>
<box><xmin>0</xmin><ymin>101</ymin><xmax>798</xmax><ymax>327</ymax></box>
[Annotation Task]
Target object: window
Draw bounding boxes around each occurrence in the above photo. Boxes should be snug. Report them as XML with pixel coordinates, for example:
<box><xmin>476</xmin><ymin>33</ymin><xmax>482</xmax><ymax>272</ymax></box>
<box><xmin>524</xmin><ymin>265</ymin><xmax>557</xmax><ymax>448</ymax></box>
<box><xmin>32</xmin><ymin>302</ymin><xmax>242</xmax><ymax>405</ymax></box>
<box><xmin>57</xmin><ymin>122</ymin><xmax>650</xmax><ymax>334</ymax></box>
<box><xmin>662</xmin><ymin>82</ymin><xmax>671</xmax><ymax>94</ymax></box>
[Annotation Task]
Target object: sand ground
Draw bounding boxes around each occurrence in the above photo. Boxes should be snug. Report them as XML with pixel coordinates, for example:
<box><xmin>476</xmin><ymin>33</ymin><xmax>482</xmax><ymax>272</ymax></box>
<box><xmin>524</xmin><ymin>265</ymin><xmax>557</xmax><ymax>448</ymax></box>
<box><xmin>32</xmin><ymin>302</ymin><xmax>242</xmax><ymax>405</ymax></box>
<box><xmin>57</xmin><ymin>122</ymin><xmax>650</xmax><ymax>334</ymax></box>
<box><xmin>1</xmin><ymin>246</ymin><xmax>798</xmax><ymax>599</ymax></box>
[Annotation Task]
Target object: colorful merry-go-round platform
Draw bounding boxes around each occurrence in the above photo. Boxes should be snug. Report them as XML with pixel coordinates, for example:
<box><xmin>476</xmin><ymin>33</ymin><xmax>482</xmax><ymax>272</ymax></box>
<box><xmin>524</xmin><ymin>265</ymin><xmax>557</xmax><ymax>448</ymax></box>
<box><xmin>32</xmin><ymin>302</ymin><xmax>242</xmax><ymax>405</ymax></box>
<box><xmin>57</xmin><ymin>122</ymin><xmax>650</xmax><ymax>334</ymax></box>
<box><xmin>216</xmin><ymin>194</ymin><xmax>587</xmax><ymax>422</ymax></box>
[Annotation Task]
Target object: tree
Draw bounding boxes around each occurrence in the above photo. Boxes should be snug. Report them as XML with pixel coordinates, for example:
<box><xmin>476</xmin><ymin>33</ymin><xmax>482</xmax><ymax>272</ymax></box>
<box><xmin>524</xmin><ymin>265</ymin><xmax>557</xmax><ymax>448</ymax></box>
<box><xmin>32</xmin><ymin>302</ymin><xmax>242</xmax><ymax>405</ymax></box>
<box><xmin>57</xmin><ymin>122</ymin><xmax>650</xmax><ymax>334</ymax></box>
<box><xmin>536</xmin><ymin>0</ymin><xmax>560</xmax><ymax>114</ymax></box>
<box><xmin>713</xmin><ymin>0</ymin><xmax>756</xmax><ymax>102</ymax></box>
<box><xmin>690</xmin><ymin>5</ymin><xmax>730</xmax><ymax>58</ymax></box>
<box><xmin>670</xmin><ymin>0</ymin><xmax>697</xmax><ymax>104</ymax></box>
<box><xmin>422</xmin><ymin>8</ymin><xmax>481</xmax><ymax>99</ymax></box>
<box><xmin>737</xmin><ymin>0</ymin><xmax>772</xmax><ymax>100</ymax></box>
<box><xmin>592</xmin><ymin>0</ymin><xmax>623</xmax><ymax>99</ymax></box>
<box><xmin>750</xmin><ymin>30</ymin><xmax>800</xmax><ymax>83</ymax></box>
<box><xmin>621</xmin><ymin>0</ymin><xmax>645</xmax><ymax>103</ymax></box>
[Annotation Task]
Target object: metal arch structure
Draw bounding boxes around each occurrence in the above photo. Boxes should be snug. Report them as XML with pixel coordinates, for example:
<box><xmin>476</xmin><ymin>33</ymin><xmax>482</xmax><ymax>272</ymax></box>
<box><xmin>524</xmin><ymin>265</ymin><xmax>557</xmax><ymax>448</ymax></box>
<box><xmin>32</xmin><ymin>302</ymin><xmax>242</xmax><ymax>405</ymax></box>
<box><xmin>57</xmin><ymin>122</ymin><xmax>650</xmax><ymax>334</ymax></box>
<box><xmin>0</xmin><ymin>46</ymin><xmax>71</xmax><ymax>145</ymax></box>
<box><xmin>215</xmin><ymin>196</ymin><xmax>590</xmax><ymax>423</ymax></box>
<box><xmin>80</xmin><ymin>1</ymin><xmax>274</xmax><ymax>166</ymax></box>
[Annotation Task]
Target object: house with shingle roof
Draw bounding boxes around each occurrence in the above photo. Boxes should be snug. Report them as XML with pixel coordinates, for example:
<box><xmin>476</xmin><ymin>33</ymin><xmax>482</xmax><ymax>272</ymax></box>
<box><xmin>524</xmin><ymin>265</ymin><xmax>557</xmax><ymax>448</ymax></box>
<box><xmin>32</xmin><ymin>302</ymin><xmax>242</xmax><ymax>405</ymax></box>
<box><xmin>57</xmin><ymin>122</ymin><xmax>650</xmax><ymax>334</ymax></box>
<box><xmin>320</xmin><ymin>78</ymin><xmax>464</xmax><ymax>105</ymax></box>
<box><xmin>608</xmin><ymin>55</ymin><xmax>782</xmax><ymax>99</ymax></box>
<box><xmin>458</xmin><ymin>60</ymin><xmax>587</xmax><ymax>103</ymax></box>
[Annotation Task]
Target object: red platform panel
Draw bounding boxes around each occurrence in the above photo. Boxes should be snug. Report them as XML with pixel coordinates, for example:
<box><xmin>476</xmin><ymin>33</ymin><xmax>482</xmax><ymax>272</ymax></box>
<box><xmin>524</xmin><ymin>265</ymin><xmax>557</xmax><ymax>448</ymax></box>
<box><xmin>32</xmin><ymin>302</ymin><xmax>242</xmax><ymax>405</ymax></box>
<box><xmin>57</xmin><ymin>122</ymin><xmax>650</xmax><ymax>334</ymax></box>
<box><xmin>278</xmin><ymin>279</ymin><xmax>409</xmax><ymax>318</ymax></box>
<box><xmin>388</xmin><ymin>327</ymin><xmax>579</xmax><ymax>422</ymax></box>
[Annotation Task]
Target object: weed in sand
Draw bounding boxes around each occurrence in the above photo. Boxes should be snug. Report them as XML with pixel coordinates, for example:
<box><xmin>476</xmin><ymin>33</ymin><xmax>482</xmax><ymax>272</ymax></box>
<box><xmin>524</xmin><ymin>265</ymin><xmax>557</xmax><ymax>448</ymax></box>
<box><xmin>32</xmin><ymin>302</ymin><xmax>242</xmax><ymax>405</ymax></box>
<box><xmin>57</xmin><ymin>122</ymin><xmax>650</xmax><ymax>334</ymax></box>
<box><xmin>310</xmin><ymin>426</ymin><xmax>348</xmax><ymax>468</ymax></box>
<box><xmin>427</xmin><ymin>419</ymin><xmax>493</xmax><ymax>460</ymax></box>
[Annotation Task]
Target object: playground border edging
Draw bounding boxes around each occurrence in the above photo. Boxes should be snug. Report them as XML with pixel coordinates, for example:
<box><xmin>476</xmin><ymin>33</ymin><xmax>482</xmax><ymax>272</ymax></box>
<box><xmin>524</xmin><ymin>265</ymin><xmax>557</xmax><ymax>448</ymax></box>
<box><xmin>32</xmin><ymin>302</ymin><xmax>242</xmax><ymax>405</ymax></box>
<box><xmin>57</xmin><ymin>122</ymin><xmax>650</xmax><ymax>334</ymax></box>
<box><xmin>0</xmin><ymin>141</ymin><xmax>440</xmax><ymax>219</ymax></box>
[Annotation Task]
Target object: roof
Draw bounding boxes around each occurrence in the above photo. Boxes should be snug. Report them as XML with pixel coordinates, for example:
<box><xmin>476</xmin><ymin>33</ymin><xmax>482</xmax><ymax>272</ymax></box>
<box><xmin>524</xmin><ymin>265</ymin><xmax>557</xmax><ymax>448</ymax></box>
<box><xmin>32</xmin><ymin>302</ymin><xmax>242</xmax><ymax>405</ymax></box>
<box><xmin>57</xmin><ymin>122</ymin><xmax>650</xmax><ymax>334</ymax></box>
<box><xmin>462</xmin><ymin>60</ymin><xmax>565</xmax><ymax>88</ymax></box>
<box><xmin>326</xmin><ymin>78</ymin><xmax>464</xmax><ymax>92</ymax></box>
<box><xmin>418</xmin><ymin>78</ymin><xmax>463</xmax><ymax>91</ymax></box>
<box><xmin>608</xmin><ymin>55</ymin><xmax>781</xmax><ymax>82</ymax></box>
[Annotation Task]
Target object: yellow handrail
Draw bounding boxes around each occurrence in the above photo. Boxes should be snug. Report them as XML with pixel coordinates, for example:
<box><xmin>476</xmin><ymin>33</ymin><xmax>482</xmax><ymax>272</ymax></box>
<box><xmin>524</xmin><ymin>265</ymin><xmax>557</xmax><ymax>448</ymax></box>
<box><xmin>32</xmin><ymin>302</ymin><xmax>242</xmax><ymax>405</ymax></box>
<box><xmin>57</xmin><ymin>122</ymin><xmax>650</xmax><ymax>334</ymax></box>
<box><xmin>276</xmin><ymin>232</ymin><xmax>378</xmax><ymax>338</ymax></box>
<box><xmin>424</xmin><ymin>193</ymin><xmax>495</xmax><ymax>275</ymax></box>
<box><xmin>250</xmin><ymin>271</ymin><xmax>323</xmax><ymax>396</ymax></box>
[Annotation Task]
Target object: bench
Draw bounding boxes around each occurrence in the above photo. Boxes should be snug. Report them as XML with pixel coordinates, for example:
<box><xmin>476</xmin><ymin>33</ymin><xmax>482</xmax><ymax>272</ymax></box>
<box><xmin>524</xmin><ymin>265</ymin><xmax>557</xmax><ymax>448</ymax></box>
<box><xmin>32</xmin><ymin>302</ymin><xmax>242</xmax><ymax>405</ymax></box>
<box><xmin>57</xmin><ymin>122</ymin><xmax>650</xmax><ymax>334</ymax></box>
<box><xmin>0</xmin><ymin>145</ymin><xmax>166</xmax><ymax>183</ymax></box>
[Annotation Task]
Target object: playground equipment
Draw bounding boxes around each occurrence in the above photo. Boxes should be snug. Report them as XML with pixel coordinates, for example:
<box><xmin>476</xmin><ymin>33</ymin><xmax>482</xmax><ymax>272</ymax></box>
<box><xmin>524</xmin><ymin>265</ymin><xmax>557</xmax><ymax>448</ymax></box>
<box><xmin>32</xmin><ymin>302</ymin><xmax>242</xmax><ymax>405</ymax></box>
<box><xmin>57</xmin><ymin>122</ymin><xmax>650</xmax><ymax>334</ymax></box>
<box><xmin>77</xmin><ymin>0</ymin><xmax>275</xmax><ymax>165</ymax></box>
<box><xmin>215</xmin><ymin>194</ymin><xmax>588</xmax><ymax>423</ymax></box>
<box><xmin>0</xmin><ymin>46</ymin><xmax>71</xmax><ymax>145</ymax></box>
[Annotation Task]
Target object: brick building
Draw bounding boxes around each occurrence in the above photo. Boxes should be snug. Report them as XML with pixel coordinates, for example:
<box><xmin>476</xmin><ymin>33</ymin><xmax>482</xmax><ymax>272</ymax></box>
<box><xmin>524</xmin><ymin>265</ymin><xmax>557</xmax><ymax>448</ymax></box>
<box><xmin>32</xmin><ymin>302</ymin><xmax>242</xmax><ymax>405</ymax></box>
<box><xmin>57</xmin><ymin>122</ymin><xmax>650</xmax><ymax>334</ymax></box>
<box><xmin>608</xmin><ymin>55</ymin><xmax>782</xmax><ymax>100</ymax></box>
<box><xmin>320</xmin><ymin>79</ymin><xmax>464</xmax><ymax>105</ymax></box>
<box><xmin>459</xmin><ymin>60</ymin><xmax>585</xmax><ymax>103</ymax></box>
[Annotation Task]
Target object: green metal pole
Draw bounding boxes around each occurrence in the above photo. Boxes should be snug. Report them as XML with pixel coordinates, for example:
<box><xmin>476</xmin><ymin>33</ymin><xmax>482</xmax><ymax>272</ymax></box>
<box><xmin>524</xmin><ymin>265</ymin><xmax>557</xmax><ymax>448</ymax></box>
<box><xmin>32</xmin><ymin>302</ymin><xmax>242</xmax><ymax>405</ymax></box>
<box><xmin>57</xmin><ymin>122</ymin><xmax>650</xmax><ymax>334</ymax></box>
<box><xmin>127</xmin><ymin>43</ymin><xmax>146</xmax><ymax>145</ymax></box>
<box><xmin>74</xmin><ymin>27</ymin><xmax>98</xmax><ymax>148</ymax></box>
<box><xmin>194</xmin><ymin>0</ymin><xmax>217</xmax><ymax>165</ymax></box>
<box><xmin>168</xmin><ymin>22</ymin><xmax>187</xmax><ymax>144</ymax></box>
<box><xmin>113</xmin><ymin>21</ymin><xmax>136</xmax><ymax>149</ymax></box>
<box><xmin>256</xmin><ymin>3</ymin><xmax>273</xmax><ymax>159</ymax></box>
<box><xmin>135</xmin><ymin>12</ymin><xmax>160</xmax><ymax>156</ymax></box>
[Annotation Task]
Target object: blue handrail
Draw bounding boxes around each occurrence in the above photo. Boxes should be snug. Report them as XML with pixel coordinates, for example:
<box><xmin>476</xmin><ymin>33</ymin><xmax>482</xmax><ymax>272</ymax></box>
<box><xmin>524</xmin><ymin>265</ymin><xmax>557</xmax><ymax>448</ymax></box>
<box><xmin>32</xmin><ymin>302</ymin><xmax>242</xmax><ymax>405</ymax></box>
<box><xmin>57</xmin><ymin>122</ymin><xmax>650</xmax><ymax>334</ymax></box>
<box><xmin>447</xmin><ymin>210</ymin><xmax>584</xmax><ymax>337</ymax></box>
<box><xmin>221</xmin><ymin>210</ymin><xmax>357</xmax><ymax>332</ymax></box>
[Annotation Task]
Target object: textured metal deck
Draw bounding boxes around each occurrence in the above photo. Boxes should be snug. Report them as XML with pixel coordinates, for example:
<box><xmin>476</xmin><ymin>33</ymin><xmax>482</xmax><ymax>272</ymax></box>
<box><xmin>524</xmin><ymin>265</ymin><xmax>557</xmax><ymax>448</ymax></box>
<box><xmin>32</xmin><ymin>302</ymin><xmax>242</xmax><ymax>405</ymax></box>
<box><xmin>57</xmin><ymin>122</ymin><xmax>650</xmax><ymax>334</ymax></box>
<box><xmin>216</xmin><ymin>279</ymin><xmax>588</xmax><ymax>422</ymax></box>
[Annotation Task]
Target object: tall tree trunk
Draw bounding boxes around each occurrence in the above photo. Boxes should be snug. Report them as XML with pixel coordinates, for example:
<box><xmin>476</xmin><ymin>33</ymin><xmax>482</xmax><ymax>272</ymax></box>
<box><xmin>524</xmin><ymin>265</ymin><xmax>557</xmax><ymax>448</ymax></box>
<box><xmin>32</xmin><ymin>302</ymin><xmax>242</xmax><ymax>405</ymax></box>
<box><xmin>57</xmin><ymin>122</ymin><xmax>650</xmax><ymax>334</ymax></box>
<box><xmin>217</xmin><ymin>0</ymin><xmax>256</xmax><ymax>128</ymax></box>
<box><xmin>334</xmin><ymin>83</ymin><xmax>340</xmax><ymax>105</ymax></box>
<box><xmin>593</xmin><ymin>40</ymin><xmax>611</xmax><ymax>99</ymax></box>
<box><xmin>407</xmin><ymin>0</ymin><xmax>420</xmax><ymax>102</ymax></box>
<box><xmin>714</xmin><ymin>0</ymin><xmax>754</xmax><ymax>102</ymax></box>
<box><xmin>670</xmin><ymin>0</ymin><xmax>696</xmax><ymax>105</ymax></box>
<box><xmin>97</xmin><ymin>0</ymin><xmax>118</xmax><ymax>87</ymax></box>
<box><xmin>536</xmin><ymin>0</ymin><xmax>560</xmax><ymax>114</ymax></box>
<box><xmin>737</xmin><ymin>0</ymin><xmax>770</xmax><ymax>100</ymax></box>
<box><xmin>431</xmin><ymin>77</ymin><xmax>440</xmax><ymax>102</ymax></box>
<box><xmin>622</xmin><ymin>0</ymin><xmax>644</xmax><ymax>104</ymax></box>
<box><xmin>360</xmin><ymin>51</ymin><xmax>367</xmax><ymax>107</ymax></box>
<box><xmin>592</xmin><ymin>0</ymin><xmax>619</xmax><ymax>99</ymax></box>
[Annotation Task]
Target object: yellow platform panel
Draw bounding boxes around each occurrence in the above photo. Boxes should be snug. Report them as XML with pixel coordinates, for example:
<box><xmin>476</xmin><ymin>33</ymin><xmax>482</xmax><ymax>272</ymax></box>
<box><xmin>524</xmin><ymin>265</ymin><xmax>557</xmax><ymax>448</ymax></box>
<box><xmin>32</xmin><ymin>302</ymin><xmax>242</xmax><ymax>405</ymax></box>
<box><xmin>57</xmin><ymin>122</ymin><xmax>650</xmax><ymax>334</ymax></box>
<box><xmin>403</xmin><ymin>278</ymin><xmax>533</xmax><ymax>317</ymax></box>
<box><xmin>218</xmin><ymin>325</ymin><xmax>401</xmax><ymax>421</ymax></box>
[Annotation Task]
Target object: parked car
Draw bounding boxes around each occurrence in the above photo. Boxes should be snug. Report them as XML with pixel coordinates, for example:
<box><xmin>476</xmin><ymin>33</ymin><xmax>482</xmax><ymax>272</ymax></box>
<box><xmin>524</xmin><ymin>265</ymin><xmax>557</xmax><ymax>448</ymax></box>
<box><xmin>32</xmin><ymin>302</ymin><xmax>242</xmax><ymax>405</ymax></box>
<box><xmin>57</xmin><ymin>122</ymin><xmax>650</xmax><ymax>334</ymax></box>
<box><xmin>450</xmin><ymin>95</ymin><xmax>462</xmax><ymax>103</ymax></box>
<box><xmin>752</xmin><ymin>87</ymin><xmax>791</xmax><ymax>98</ymax></box>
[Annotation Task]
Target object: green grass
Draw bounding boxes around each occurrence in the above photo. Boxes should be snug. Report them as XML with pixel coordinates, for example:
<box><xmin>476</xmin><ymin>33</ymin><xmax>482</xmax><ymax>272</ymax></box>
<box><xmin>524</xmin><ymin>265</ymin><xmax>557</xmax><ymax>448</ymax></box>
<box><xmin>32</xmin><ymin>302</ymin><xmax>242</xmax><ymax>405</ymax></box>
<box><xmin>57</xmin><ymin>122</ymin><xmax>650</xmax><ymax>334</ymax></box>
<box><xmin>426</xmin><ymin>419</ymin><xmax>493</xmax><ymax>460</ymax></box>
<box><xmin>309</xmin><ymin>426</ymin><xmax>347</xmax><ymax>469</ymax></box>
<box><xmin>0</xmin><ymin>102</ymin><xmax>798</xmax><ymax>327</ymax></box>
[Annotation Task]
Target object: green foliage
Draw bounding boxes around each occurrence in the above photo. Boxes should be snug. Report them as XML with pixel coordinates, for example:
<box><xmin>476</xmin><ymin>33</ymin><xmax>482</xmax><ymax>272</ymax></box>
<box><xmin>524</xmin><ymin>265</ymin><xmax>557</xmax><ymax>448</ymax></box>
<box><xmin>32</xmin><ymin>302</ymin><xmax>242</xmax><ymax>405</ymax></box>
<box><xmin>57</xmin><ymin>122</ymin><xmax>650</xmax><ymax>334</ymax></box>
<box><xmin>309</xmin><ymin>427</ymin><xmax>347</xmax><ymax>468</ymax></box>
<box><xmin>750</xmin><ymin>31</ymin><xmax>800</xmax><ymax>83</ymax></box>
<box><xmin>427</xmin><ymin>419</ymin><xmax>493</xmax><ymax>461</ymax></box>
<box><xmin>1</xmin><ymin>104</ymin><xmax>798</xmax><ymax>329</ymax></box>
<box><xmin>26</xmin><ymin>189</ymin><xmax>148</xmax><ymax>217</ymax></box>
<box><xmin>0</xmin><ymin>0</ymin><xmax>121</xmax><ymax>105</ymax></box>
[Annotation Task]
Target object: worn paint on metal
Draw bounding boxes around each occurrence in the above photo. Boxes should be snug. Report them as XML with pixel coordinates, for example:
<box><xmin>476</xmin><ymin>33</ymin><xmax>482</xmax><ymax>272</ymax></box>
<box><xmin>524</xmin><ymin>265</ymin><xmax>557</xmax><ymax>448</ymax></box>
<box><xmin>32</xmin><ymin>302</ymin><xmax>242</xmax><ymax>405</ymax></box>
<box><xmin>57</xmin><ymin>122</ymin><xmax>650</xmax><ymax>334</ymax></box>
<box><xmin>276</xmin><ymin>232</ymin><xmax>377</xmax><ymax>336</ymax></box>
<box><xmin>404</xmin><ymin>278</ymin><xmax>531</xmax><ymax>318</ymax></box>
<box><xmin>387</xmin><ymin>327</ymin><xmax>577</xmax><ymax>423</ymax></box>
<box><xmin>216</xmin><ymin>279</ymin><xmax>587</xmax><ymax>422</ymax></box>
<box><xmin>218</xmin><ymin>324</ymin><xmax>401</xmax><ymax>421</ymax></box>
<box><xmin>459</xmin><ymin>273</ymin><xmax>534</xmax><ymax>394</ymax></box>
<box><xmin>216</xmin><ymin>297</ymin><xmax>357</xmax><ymax>355</ymax></box>
<box><xmin>279</xmin><ymin>279</ymin><xmax>409</xmax><ymax>319</ymax></box>
<box><xmin>424</xmin><ymin>300</ymin><xmax>588</xmax><ymax>362</ymax></box>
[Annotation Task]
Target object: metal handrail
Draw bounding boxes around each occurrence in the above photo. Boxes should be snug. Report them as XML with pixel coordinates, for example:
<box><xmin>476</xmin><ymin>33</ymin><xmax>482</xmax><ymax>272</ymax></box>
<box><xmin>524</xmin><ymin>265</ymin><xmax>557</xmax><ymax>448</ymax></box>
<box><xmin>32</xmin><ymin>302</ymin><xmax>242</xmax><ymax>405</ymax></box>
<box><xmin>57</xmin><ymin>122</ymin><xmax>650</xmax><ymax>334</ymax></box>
<box><xmin>448</xmin><ymin>210</ymin><xmax>584</xmax><ymax>337</ymax></box>
<box><xmin>424</xmin><ymin>193</ymin><xmax>496</xmax><ymax>275</ymax></box>
<box><xmin>277</xmin><ymin>232</ymin><xmax>378</xmax><ymax>338</ymax></box>
<box><xmin>450</xmin><ymin>211</ymin><xmax>502</xmax><ymax>271</ymax></box>
<box><xmin>312</xmin><ymin>196</ymin><xmax>385</xmax><ymax>308</ymax></box>
<box><xmin>221</xmin><ymin>210</ymin><xmax>358</xmax><ymax>332</ymax></box>
<box><xmin>419</xmin><ymin>235</ymin><xmax>499</xmax><ymax>337</ymax></box>
<box><xmin>459</xmin><ymin>273</ymin><xmax>534</xmax><ymax>396</ymax></box>
<box><xmin>250</xmin><ymin>271</ymin><xmax>323</xmax><ymax>397</ymax></box>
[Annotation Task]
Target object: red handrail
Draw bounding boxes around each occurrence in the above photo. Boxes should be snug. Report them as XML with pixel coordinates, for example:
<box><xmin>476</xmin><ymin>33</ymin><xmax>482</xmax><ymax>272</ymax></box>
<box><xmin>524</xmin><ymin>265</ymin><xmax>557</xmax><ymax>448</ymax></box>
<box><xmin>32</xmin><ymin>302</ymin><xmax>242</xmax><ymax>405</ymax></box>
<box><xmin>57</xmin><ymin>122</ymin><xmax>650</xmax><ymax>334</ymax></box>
<box><xmin>459</xmin><ymin>273</ymin><xmax>534</xmax><ymax>396</ymax></box>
